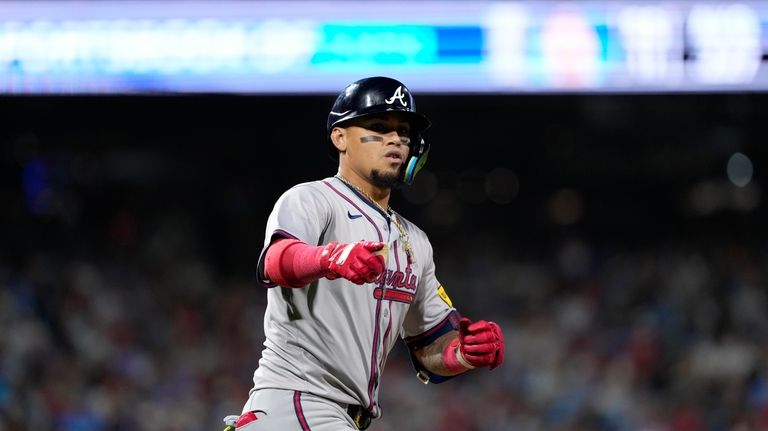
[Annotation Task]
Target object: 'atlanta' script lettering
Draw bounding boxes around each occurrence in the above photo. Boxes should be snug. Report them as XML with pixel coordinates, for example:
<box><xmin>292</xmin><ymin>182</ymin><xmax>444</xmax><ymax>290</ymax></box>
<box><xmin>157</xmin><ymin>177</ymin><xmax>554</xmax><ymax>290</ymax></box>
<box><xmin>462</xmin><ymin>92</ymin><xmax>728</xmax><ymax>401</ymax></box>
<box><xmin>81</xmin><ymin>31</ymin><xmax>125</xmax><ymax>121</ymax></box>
<box><xmin>374</xmin><ymin>267</ymin><xmax>417</xmax><ymax>291</ymax></box>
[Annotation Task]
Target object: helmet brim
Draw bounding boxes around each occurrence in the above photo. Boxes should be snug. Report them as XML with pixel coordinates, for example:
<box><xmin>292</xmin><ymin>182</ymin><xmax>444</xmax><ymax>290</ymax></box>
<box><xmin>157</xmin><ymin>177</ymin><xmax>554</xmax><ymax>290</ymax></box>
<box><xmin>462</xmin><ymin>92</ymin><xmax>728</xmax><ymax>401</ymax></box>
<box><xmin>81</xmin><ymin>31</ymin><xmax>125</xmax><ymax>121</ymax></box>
<box><xmin>330</xmin><ymin>107</ymin><xmax>431</xmax><ymax>134</ymax></box>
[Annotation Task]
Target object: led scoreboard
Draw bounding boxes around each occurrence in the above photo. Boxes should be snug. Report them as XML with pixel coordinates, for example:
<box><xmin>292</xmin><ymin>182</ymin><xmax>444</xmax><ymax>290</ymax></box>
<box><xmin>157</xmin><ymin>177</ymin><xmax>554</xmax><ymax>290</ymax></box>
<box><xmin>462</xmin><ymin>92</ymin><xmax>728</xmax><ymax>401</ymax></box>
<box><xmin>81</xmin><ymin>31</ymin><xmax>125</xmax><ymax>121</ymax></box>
<box><xmin>1</xmin><ymin>1</ymin><xmax>766</xmax><ymax>93</ymax></box>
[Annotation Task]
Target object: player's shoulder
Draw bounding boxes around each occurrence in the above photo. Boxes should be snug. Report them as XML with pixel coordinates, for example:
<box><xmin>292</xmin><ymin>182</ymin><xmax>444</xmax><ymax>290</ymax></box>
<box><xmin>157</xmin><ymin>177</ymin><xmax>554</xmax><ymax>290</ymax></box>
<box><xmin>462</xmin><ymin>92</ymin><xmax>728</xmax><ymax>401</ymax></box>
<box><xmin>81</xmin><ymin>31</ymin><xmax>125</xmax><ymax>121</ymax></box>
<box><xmin>273</xmin><ymin>179</ymin><xmax>336</xmax><ymax>208</ymax></box>
<box><xmin>282</xmin><ymin>178</ymin><xmax>334</xmax><ymax>197</ymax></box>
<box><xmin>285</xmin><ymin>179</ymin><xmax>325</xmax><ymax>191</ymax></box>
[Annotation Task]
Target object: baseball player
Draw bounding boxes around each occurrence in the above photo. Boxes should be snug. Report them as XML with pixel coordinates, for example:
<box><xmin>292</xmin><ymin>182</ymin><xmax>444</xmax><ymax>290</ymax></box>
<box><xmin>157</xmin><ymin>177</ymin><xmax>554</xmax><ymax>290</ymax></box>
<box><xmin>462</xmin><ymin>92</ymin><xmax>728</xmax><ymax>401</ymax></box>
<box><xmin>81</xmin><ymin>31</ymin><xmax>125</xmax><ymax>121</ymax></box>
<box><xmin>228</xmin><ymin>77</ymin><xmax>505</xmax><ymax>430</ymax></box>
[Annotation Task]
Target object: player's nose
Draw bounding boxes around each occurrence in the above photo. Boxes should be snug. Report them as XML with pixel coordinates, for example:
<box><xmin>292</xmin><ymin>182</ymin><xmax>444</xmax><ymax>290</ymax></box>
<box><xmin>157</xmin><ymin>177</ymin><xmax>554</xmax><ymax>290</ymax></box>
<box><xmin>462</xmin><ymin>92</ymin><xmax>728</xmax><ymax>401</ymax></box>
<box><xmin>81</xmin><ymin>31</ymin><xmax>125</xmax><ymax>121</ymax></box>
<box><xmin>382</xmin><ymin>131</ymin><xmax>407</xmax><ymax>146</ymax></box>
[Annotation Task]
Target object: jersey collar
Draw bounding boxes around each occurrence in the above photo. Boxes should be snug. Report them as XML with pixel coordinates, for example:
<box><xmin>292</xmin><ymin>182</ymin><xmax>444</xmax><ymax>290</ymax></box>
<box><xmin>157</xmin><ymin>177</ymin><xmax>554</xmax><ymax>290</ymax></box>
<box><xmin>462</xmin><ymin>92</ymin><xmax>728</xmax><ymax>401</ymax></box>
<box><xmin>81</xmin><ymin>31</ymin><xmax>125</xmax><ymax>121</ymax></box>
<box><xmin>333</xmin><ymin>177</ymin><xmax>390</xmax><ymax>220</ymax></box>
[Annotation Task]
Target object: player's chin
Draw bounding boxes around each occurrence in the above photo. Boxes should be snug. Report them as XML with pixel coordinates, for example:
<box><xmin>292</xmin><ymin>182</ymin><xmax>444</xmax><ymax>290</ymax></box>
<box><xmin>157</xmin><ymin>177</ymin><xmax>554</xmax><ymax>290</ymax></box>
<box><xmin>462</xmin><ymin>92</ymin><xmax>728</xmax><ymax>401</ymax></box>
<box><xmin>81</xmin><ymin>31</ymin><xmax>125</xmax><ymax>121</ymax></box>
<box><xmin>384</xmin><ymin>162</ymin><xmax>403</xmax><ymax>174</ymax></box>
<box><xmin>371</xmin><ymin>168</ymin><xmax>402</xmax><ymax>188</ymax></box>
<box><xmin>378</xmin><ymin>161</ymin><xmax>402</xmax><ymax>175</ymax></box>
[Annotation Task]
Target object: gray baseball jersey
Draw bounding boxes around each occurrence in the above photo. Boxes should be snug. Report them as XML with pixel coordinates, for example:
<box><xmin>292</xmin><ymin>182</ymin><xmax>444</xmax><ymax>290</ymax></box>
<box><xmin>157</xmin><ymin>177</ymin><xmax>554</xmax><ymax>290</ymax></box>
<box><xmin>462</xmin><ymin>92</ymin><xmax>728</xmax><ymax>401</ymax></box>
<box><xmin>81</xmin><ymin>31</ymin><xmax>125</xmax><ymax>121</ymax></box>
<box><xmin>250</xmin><ymin>176</ymin><xmax>458</xmax><ymax>419</ymax></box>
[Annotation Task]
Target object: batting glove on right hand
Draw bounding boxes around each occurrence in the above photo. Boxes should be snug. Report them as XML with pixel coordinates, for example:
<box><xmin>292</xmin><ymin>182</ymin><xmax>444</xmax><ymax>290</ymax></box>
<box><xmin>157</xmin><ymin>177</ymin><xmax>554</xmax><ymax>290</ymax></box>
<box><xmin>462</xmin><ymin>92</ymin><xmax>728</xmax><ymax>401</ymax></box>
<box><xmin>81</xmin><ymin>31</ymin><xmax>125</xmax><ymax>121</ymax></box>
<box><xmin>320</xmin><ymin>241</ymin><xmax>386</xmax><ymax>285</ymax></box>
<box><xmin>458</xmin><ymin>317</ymin><xmax>505</xmax><ymax>370</ymax></box>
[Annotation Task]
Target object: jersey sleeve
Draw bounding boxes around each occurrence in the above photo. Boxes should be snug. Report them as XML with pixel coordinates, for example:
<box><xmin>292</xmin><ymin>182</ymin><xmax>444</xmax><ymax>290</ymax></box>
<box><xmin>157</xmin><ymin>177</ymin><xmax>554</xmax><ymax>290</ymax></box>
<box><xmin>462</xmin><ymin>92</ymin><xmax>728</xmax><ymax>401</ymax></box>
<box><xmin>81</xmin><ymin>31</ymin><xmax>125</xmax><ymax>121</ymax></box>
<box><xmin>400</xmin><ymin>237</ymin><xmax>461</xmax><ymax>383</ymax></box>
<box><xmin>256</xmin><ymin>183</ymin><xmax>331</xmax><ymax>288</ymax></box>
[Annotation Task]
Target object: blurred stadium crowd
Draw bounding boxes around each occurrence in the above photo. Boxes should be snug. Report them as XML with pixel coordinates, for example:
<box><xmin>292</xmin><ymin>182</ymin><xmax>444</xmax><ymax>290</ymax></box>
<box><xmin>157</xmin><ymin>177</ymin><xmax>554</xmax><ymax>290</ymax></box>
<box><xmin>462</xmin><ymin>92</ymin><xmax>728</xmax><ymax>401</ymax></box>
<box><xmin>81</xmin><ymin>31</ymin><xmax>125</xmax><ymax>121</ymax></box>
<box><xmin>2</xmin><ymin>200</ymin><xmax>768</xmax><ymax>431</ymax></box>
<box><xmin>1</xmin><ymin>94</ymin><xmax>767</xmax><ymax>431</ymax></box>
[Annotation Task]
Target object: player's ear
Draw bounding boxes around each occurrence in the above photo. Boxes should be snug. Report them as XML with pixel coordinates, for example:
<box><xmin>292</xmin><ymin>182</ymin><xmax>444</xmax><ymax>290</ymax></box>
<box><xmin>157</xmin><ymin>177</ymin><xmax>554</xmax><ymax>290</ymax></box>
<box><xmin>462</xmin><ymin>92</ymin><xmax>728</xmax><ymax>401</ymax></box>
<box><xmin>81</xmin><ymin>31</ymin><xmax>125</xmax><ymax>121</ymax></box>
<box><xmin>330</xmin><ymin>127</ymin><xmax>347</xmax><ymax>153</ymax></box>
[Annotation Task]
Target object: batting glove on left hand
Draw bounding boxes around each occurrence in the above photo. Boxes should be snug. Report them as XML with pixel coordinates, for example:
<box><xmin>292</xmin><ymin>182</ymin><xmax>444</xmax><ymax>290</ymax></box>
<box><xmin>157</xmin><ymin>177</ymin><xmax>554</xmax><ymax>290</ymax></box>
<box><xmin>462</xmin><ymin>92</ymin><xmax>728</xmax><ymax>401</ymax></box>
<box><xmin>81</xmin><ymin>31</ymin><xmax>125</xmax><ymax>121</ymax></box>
<box><xmin>457</xmin><ymin>317</ymin><xmax>505</xmax><ymax>370</ymax></box>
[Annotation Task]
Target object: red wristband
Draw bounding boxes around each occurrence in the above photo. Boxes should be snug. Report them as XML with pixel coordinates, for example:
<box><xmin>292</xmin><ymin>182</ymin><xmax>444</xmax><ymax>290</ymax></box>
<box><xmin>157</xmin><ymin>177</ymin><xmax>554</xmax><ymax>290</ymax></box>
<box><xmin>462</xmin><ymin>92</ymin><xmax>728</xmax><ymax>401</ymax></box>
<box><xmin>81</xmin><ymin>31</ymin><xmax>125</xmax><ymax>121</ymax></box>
<box><xmin>442</xmin><ymin>337</ymin><xmax>473</xmax><ymax>373</ymax></box>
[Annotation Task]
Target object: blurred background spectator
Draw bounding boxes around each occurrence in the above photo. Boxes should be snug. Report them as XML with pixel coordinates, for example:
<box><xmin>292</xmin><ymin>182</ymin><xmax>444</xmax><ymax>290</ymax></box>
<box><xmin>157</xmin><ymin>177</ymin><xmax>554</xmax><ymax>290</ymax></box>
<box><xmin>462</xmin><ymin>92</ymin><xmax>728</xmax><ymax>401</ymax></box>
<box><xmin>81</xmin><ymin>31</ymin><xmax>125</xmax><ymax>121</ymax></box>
<box><xmin>1</xmin><ymin>93</ymin><xmax>766</xmax><ymax>431</ymax></box>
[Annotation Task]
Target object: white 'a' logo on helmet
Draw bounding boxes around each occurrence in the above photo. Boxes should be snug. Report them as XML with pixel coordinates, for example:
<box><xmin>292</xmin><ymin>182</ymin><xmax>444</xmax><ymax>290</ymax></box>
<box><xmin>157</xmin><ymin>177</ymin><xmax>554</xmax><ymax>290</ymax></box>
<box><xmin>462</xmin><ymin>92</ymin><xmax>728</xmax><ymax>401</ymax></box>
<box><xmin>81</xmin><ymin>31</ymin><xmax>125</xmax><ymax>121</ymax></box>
<box><xmin>384</xmin><ymin>86</ymin><xmax>408</xmax><ymax>107</ymax></box>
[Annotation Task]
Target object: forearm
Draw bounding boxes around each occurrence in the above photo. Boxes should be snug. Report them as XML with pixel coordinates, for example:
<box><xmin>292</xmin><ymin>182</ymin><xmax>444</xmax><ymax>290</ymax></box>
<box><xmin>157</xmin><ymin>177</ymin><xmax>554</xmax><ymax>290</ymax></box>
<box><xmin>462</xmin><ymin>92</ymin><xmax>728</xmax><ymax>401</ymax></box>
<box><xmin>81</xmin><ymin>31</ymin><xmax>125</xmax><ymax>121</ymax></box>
<box><xmin>412</xmin><ymin>330</ymin><xmax>468</xmax><ymax>377</ymax></box>
<box><xmin>412</xmin><ymin>317</ymin><xmax>506</xmax><ymax>379</ymax></box>
<box><xmin>264</xmin><ymin>239</ymin><xmax>327</xmax><ymax>287</ymax></box>
<box><xmin>264</xmin><ymin>238</ymin><xmax>386</xmax><ymax>287</ymax></box>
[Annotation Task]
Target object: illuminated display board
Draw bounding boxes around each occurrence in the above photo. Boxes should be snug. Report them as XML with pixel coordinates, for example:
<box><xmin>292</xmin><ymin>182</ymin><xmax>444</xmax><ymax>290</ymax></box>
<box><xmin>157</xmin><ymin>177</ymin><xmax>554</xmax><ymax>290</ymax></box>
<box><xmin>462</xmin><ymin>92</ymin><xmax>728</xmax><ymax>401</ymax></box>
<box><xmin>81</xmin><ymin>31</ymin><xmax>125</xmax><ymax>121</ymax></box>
<box><xmin>1</xmin><ymin>1</ymin><xmax>767</xmax><ymax>93</ymax></box>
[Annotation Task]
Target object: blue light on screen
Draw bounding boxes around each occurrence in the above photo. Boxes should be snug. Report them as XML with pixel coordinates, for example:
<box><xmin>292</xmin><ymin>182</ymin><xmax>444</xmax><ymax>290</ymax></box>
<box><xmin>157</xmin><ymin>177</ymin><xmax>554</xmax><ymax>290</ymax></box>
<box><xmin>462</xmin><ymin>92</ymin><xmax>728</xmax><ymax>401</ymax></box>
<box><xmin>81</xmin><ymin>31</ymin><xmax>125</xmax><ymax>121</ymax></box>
<box><xmin>312</xmin><ymin>24</ymin><xmax>483</xmax><ymax>67</ymax></box>
<box><xmin>435</xmin><ymin>26</ymin><xmax>483</xmax><ymax>63</ymax></box>
<box><xmin>313</xmin><ymin>25</ymin><xmax>438</xmax><ymax>66</ymax></box>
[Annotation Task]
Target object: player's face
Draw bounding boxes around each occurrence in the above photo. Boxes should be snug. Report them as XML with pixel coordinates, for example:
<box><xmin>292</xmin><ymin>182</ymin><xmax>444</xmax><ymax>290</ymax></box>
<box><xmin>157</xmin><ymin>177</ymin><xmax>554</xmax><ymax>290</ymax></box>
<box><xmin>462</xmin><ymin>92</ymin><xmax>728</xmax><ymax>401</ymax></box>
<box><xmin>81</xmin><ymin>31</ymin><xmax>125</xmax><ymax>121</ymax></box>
<box><xmin>342</xmin><ymin>114</ymin><xmax>412</xmax><ymax>187</ymax></box>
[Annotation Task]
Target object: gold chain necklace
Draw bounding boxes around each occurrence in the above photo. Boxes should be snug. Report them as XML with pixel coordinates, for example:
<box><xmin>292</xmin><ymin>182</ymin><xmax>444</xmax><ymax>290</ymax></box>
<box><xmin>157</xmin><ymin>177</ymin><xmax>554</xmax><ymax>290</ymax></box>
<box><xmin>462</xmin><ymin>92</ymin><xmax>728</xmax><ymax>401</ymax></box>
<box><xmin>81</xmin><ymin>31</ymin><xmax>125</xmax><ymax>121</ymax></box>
<box><xmin>335</xmin><ymin>174</ymin><xmax>414</xmax><ymax>264</ymax></box>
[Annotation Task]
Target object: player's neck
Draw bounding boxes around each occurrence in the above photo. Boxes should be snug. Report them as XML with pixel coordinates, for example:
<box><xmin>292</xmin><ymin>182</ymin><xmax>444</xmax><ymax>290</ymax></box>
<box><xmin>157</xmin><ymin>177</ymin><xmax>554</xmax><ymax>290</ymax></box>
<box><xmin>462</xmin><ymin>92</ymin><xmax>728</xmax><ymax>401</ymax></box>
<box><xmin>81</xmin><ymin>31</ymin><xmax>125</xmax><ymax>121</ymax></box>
<box><xmin>337</xmin><ymin>169</ymin><xmax>391</xmax><ymax>209</ymax></box>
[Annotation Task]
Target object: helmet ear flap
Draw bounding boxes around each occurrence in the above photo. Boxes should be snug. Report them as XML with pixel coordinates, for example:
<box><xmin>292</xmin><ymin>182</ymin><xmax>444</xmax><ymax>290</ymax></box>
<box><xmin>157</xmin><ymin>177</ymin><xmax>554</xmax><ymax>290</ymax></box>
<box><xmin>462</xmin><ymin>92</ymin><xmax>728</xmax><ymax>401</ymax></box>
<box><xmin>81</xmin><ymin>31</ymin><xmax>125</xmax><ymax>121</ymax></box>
<box><xmin>402</xmin><ymin>137</ymin><xmax>430</xmax><ymax>185</ymax></box>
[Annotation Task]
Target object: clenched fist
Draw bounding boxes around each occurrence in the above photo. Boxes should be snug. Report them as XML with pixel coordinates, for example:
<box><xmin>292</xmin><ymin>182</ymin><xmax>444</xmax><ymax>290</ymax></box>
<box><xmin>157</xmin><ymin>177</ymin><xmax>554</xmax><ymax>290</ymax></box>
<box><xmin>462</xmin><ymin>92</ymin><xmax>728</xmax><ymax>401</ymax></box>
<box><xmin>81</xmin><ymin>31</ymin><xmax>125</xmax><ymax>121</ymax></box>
<box><xmin>457</xmin><ymin>317</ymin><xmax>505</xmax><ymax>370</ymax></box>
<box><xmin>321</xmin><ymin>241</ymin><xmax>386</xmax><ymax>285</ymax></box>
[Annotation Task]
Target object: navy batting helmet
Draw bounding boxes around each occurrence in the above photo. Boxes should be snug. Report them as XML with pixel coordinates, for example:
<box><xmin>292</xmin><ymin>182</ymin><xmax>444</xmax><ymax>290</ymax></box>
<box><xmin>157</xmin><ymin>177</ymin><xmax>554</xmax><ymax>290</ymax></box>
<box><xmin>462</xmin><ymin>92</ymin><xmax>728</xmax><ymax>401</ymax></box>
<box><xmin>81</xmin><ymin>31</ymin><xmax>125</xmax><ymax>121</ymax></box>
<box><xmin>327</xmin><ymin>76</ymin><xmax>431</xmax><ymax>185</ymax></box>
